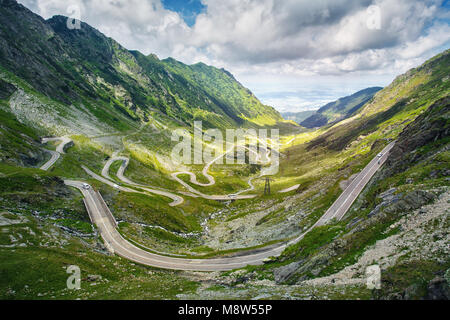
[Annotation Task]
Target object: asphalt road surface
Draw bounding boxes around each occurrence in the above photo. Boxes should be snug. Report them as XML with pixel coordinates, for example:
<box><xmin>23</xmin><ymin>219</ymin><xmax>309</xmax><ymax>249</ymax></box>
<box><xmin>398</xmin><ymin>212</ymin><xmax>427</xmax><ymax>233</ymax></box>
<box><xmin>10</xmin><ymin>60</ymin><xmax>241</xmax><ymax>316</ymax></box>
<box><xmin>102</xmin><ymin>157</ymin><xmax>184</xmax><ymax>206</ymax></box>
<box><xmin>40</xmin><ymin>137</ymin><xmax>72</xmax><ymax>171</ymax></box>
<box><xmin>315</xmin><ymin>142</ymin><xmax>395</xmax><ymax>226</ymax></box>
<box><xmin>65</xmin><ymin>180</ymin><xmax>287</xmax><ymax>271</ymax></box>
<box><xmin>66</xmin><ymin>142</ymin><xmax>395</xmax><ymax>271</ymax></box>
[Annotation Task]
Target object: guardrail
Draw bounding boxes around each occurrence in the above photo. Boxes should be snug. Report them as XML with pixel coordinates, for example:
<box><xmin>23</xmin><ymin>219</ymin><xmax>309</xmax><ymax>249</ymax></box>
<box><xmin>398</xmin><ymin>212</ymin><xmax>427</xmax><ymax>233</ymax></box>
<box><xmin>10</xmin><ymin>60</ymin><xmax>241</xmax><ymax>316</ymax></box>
<box><xmin>95</xmin><ymin>191</ymin><xmax>118</xmax><ymax>227</ymax></box>
<box><xmin>82</xmin><ymin>198</ymin><xmax>96</xmax><ymax>224</ymax></box>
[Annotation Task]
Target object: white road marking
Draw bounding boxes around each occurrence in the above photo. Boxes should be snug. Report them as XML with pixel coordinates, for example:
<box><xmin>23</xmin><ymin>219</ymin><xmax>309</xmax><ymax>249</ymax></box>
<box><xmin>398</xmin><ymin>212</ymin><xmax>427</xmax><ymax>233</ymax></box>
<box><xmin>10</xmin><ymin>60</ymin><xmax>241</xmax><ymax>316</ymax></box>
<box><xmin>64</xmin><ymin>142</ymin><xmax>395</xmax><ymax>271</ymax></box>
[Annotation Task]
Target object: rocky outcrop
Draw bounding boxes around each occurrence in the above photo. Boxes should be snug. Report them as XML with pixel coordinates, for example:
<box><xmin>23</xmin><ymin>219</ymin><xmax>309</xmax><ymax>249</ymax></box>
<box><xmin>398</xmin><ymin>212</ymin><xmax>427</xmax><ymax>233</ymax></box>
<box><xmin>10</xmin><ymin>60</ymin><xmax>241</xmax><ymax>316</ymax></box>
<box><xmin>385</xmin><ymin>96</ymin><xmax>450</xmax><ymax>176</ymax></box>
<box><xmin>18</xmin><ymin>149</ymin><xmax>47</xmax><ymax>167</ymax></box>
<box><xmin>273</xmin><ymin>250</ymin><xmax>335</xmax><ymax>284</ymax></box>
<box><xmin>425</xmin><ymin>275</ymin><xmax>450</xmax><ymax>300</ymax></box>
<box><xmin>0</xmin><ymin>78</ymin><xmax>16</xmax><ymax>99</ymax></box>
<box><xmin>273</xmin><ymin>261</ymin><xmax>305</xmax><ymax>284</ymax></box>
<box><xmin>368</xmin><ymin>189</ymin><xmax>436</xmax><ymax>217</ymax></box>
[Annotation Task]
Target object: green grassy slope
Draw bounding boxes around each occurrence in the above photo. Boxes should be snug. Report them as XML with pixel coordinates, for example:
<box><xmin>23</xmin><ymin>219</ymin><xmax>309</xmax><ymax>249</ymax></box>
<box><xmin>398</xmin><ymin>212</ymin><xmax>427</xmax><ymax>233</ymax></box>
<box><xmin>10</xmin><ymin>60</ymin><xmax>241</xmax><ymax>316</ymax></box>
<box><xmin>307</xmin><ymin>50</ymin><xmax>449</xmax><ymax>152</ymax></box>
<box><xmin>0</xmin><ymin>165</ymin><xmax>198</xmax><ymax>300</ymax></box>
<box><xmin>0</xmin><ymin>0</ymin><xmax>287</xmax><ymax>131</ymax></box>
<box><xmin>271</xmin><ymin>97</ymin><xmax>450</xmax><ymax>295</ymax></box>
<box><xmin>203</xmin><ymin>53</ymin><xmax>448</xmax><ymax>300</ymax></box>
<box><xmin>300</xmin><ymin>87</ymin><xmax>382</xmax><ymax>128</ymax></box>
<box><xmin>0</xmin><ymin>0</ymin><xmax>448</xmax><ymax>300</ymax></box>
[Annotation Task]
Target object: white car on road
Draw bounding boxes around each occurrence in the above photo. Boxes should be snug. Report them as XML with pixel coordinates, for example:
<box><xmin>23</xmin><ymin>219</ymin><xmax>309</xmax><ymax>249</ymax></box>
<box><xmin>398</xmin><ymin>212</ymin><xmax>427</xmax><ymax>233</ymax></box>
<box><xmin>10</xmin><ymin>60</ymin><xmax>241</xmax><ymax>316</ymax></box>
<box><xmin>82</xmin><ymin>183</ymin><xmax>91</xmax><ymax>190</ymax></box>
<box><xmin>377</xmin><ymin>153</ymin><xmax>383</xmax><ymax>164</ymax></box>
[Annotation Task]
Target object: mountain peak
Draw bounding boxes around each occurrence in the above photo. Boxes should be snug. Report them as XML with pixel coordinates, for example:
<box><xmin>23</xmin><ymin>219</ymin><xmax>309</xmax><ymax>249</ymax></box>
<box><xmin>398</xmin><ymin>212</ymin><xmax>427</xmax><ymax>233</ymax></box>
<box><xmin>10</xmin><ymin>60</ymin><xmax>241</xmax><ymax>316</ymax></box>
<box><xmin>0</xmin><ymin>2</ymin><xmax>285</xmax><ymax>128</ymax></box>
<box><xmin>0</xmin><ymin>0</ymin><xmax>19</xmax><ymax>7</ymax></box>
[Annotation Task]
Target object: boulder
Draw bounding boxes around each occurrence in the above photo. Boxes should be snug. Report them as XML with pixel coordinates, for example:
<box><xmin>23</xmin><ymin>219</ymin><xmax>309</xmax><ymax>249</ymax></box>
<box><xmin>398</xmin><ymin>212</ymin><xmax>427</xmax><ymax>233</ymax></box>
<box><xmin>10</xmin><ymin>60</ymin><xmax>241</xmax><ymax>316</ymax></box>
<box><xmin>87</xmin><ymin>274</ymin><xmax>102</xmax><ymax>282</ymax></box>
<box><xmin>426</xmin><ymin>276</ymin><xmax>450</xmax><ymax>300</ymax></box>
<box><xmin>273</xmin><ymin>261</ymin><xmax>304</xmax><ymax>284</ymax></box>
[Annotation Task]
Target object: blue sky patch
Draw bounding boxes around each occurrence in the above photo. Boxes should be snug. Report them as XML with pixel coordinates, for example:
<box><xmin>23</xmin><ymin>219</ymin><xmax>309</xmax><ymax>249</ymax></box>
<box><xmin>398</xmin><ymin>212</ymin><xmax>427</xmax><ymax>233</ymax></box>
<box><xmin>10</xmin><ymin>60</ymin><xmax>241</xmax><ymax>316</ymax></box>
<box><xmin>161</xmin><ymin>0</ymin><xmax>206</xmax><ymax>26</ymax></box>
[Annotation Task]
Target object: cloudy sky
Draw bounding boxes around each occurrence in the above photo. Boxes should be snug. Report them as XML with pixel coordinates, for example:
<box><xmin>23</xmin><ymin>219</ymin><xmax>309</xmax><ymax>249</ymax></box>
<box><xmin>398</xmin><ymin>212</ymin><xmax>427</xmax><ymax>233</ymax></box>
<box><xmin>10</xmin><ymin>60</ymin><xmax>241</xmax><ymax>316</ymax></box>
<box><xmin>18</xmin><ymin>0</ymin><xmax>450</xmax><ymax>113</ymax></box>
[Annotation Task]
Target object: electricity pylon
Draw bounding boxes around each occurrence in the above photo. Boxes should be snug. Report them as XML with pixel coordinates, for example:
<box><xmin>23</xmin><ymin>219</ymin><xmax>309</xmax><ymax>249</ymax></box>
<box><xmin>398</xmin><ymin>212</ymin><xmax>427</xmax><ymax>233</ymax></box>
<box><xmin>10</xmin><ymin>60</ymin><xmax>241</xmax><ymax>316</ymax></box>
<box><xmin>264</xmin><ymin>177</ymin><xmax>273</xmax><ymax>195</ymax></box>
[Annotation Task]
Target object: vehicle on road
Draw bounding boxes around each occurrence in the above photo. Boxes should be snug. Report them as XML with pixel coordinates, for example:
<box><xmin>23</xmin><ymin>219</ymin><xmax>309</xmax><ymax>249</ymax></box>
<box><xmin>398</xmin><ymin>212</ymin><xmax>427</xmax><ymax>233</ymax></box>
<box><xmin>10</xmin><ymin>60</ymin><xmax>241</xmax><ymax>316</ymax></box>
<box><xmin>377</xmin><ymin>153</ymin><xmax>383</xmax><ymax>164</ymax></box>
<box><xmin>82</xmin><ymin>183</ymin><xmax>91</xmax><ymax>190</ymax></box>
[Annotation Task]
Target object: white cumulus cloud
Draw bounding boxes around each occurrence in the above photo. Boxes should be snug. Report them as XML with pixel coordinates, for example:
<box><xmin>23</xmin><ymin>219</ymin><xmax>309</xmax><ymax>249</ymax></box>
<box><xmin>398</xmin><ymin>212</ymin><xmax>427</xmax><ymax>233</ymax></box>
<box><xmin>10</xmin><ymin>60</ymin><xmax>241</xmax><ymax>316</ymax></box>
<box><xmin>17</xmin><ymin>0</ymin><xmax>450</xmax><ymax>111</ymax></box>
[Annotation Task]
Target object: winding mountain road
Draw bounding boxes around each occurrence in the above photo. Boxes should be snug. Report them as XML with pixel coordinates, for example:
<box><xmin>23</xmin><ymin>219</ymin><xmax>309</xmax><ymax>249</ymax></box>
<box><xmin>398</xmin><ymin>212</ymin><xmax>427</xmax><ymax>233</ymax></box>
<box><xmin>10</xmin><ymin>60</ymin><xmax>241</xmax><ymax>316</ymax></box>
<box><xmin>93</xmin><ymin>135</ymin><xmax>310</xmax><ymax>203</ymax></box>
<box><xmin>169</xmin><ymin>143</ymin><xmax>275</xmax><ymax>200</ymax></box>
<box><xmin>279</xmin><ymin>184</ymin><xmax>301</xmax><ymax>194</ymax></box>
<box><xmin>98</xmin><ymin>135</ymin><xmax>284</xmax><ymax>203</ymax></box>
<box><xmin>65</xmin><ymin>180</ymin><xmax>287</xmax><ymax>271</ymax></box>
<box><xmin>40</xmin><ymin>137</ymin><xmax>72</xmax><ymax>171</ymax></box>
<box><xmin>102</xmin><ymin>157</ymin><xmax>184</xmax><ymax>206</ymax></box>
<box><xmin>66</xmin><ymin>142</ymin><xmax>395</xmax><ymax>271</ymax></box>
